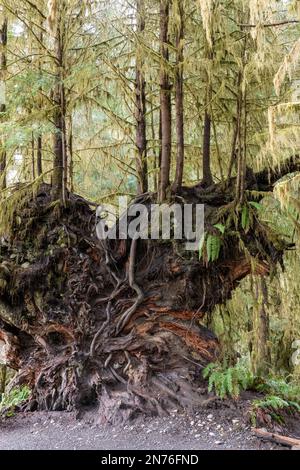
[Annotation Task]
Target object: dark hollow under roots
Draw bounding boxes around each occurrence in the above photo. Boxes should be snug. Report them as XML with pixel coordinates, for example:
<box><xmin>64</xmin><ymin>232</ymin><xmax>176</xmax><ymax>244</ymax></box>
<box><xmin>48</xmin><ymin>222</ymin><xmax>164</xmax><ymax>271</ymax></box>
<box><xmin>0</xmin><ymin>182</ymin><xmax>286</xmax><ymax>422</ymax></box>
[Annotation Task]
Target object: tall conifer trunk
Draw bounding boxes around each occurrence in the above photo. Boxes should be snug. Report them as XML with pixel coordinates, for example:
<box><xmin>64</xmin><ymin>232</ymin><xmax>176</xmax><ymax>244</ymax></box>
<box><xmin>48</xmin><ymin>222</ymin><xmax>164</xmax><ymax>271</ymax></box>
<box><xmin>51</xmin><ymin>2</ymin><xmax>67</xmax><ymax>202</ymax></box>
<box><xmin>202</xmin><ymin>48</ymin><xmax>213</xmax><ymax>186</ymax></box>
<box><xmin>159</xmin><ymin>0</ymin><xmax>172</xmax><ymax>201</ymax></box>
<box><xmin>37</xmin><ymin>135</ymin><xmax>43</xmax><ymax>177</ymax></box>
<box><xmin>135</xmin><ymin>0</ymin><xmax>148</xmax><ymax>194</ymax></box>
<box><xmin>0</xmin><ymin>17</ymin><xmax>7</xmax><ymax>190</ymax></box>
<box><xmin>173</xmin><ymin>0</ymin><xmax>185</xmax><ymax>192</ymax></box>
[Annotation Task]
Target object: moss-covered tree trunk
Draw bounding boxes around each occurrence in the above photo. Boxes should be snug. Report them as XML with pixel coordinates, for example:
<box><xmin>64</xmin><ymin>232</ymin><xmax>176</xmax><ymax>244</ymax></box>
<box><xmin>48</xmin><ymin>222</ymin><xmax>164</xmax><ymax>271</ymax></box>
<box><xmin>135</xmin><ymin>0</ymin><xmax>148</xmax><ymax>195</ymax></box>
<box><xmin>0</xmin><ymin>16</ymin><xmax>7</xmax><ymax>190</ymax></box>
<box><xmin>159</xmin><ymin>0</ymin><xmax>172</xmax><ymax>202</ymax></box>
<box><xmin>51</xmin><ymin>2</ymin><xmax>68</xmax><ymax>202</ymax></box>
<box><xmin>173</xmin><ymin>0</ymin><xmax>185</xmax><ymax>192</ymax></box>
<box><xmin>251</xmin><ymin>277</ymin><xmax>271</xmax><ymax>375</ymax></box>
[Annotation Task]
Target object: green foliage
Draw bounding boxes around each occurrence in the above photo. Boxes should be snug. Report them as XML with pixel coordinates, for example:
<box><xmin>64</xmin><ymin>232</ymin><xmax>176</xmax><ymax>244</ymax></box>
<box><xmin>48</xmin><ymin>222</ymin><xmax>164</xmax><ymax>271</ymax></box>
<box><xmin>252</xmin><ymin>386</ymin><xmax>300</xmax><ymax>425</ymax></box>
<box><xmin>250</xmin><ymin>376</ymin><xmax>300</xmax><ymax>425</ymax></box>
<box><xmin>206</xmin><ymin>234</ymin><xmax>222</xmax><ymax>262</ymax></box>
<box><xmin>214</xmin><ymin>223</ymin><xmax>226</xmax><ymax>234</ymax></box>
<box><xmin>199</xmin><ymin>224</ymin><xmax>225</xmax><ymax>262</ymax></box>
<box><xmin>0</xmin><ymin>386</ymin><xmax>31</xmax><ymax>417</ymax></box>
<box><xmin>203</xmin><ymin>361</ymin><xmax>254</xmax><ymax>399</ymax></box>
<box><xmin>241</xmin><ymin>201</ymin><xmax>263</xmax><ymax>232</ymax></box>
<box><xmin>253</xmin><ymin>395</ymin><xmax>300</xmax><ymax>414</ymax></box>
<box><xmin>241</xmin><ymin>205</ymin><xmax>250</xmax><ymax>231</ymax></box>
<box><xmin>249</xmin><ymin>201</ymin><xmax>263</xmax><ymax>211</ymax></box>
<box><xmin>257</xmin><ymin>377</ymin><xmax>300</xmax><ymax>404</ymax></box>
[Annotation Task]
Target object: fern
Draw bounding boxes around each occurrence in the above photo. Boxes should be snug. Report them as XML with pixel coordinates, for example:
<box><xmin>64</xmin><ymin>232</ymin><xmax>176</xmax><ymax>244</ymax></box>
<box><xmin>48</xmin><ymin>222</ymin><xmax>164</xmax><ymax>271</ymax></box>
<box><xmin>199</xmin><ymin>224</ymin><xmax>225</xmax><ymax>262</ymax></box>
<box><xmin>257</xmin><ymin>377</ymin><xmax>300</xmax><ymax>405</ymax></box>
<box><xmin>0</xmin><ymin>385</ymin><xmax>31</xmax><ymax>417</ymax></box>
<box><xmin>249</xmin><ymin>201</ymin><xmax>263</xmax><ymax>211</ymax></box>
<box><xmin>203</xmin><ymin>362</ymin><xmax>254</xmax><ymax>399</ymax></box>
<box><xmin>241</xmin><ymin>205</ymin><xmax>249</xmax><ymax>231</ymax></box>
<box><xmin>252</xmin><ymin>394</ymin><xmax>300</xmax><ymax>425</ymax></box>
<box><xmin>214</xmin><ymin>223</ymin><xmax>226</xmax><ymax>234</ymax></box>
<box><xmin>206</xmin><ymin>234</ymin><xmax>221</xmax><ymax>262</ymax></box>
<box><xmin>251</xmin><ymin>377</ymin><xmax>300</xmax><ymax>425</ymax></box>
<box><xmin>253</xmin><ymin>395</ymin><xmax>300</xmax><ymax>412</ymax></box>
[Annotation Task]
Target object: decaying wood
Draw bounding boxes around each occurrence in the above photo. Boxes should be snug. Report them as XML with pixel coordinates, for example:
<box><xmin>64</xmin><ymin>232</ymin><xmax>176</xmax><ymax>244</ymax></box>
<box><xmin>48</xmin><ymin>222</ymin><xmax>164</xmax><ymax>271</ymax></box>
<box><xmin>0</xmin><ymin>328</ymin><xmax>20</xmax><ymax>370</ymax></box>
<box><xmin>252</xmin><ymin>427</ymin><xmax>300</xmax><ymax>448</ymax></box>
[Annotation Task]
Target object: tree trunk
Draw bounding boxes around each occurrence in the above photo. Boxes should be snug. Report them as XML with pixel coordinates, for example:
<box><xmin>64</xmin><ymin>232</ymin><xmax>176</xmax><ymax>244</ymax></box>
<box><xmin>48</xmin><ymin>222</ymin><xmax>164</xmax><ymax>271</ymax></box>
<box><xmin>202</xmin><ymin>110</ymin><xmax>212</xmax><ymax>185</ymax></box>
<box><xmin>173</xmin><ymin>0</ymin><xmax>185</xmax><ymax>192</ymax></box>
<box><xmin>150</xmin><ymin>90</ymin><xmax>158</xmax><ymax>192</ymax></box>
<box><xmin>52</xmin><ymin>88</ymin><xmax>65</xmax><ymax>200</ymax></box>
<box><xmin>202</xmin><ymin>48</ymin><xmax>213</xmax><ymax>186</ymax></box>
<box><xmin>0</xmin><ymin>364</ymin><xmax>6</xmax><ymax>395</ymax></box>
<box><xmin>252</xmin><ymin>277</ymin><xmax>271</xmax><ymax>375</ymax></box>
<box><xmin>227</xmin><ymin>71</ymin><xmax>242</xmax><ymax>180</ymax></box>
<box><xmin>31</xmin><ymin>133</ymin><xmax>36</xmax><ymax>180</ymax></box>
<box><xmin>159</xmin><ymin>0</ymin><xmax>172</xmax><ymax>202</ymax></box>
<box><xmin>0</xmin><ymin>17</ymin><xmax>7</xmax><ymax>190</ymax></box>
<box><xmin>68</xmin><ymin>116</ymin><xmax>74</xmax><ymax>192</ymax></box>
<box><xmin>135</xmin><ymin>0</ymin><xmax>148</xmax><ymax>195</ymax></box>
<box><xmin>234</xmin><ymin>24</ymin><xmax>248</xmax><ymax>202</ymax></box>
<box><xmin>52</xmin><ymin>5</ymin><xmax>67</xmax><ymax>202</ymax></box>
<box><xmin>158</xmin><ymin>108</ymin><xmax>162</xmax><ymax>191</ymax></box>
<box><xmin>37</xmin><ymin>27</ymin><xmax>43</xmax><ymax>179</ymax></box>
<box><xmin>37</xmin><ymin>135</ymin><xmax>43</xmax><ymax>177</ymax></box>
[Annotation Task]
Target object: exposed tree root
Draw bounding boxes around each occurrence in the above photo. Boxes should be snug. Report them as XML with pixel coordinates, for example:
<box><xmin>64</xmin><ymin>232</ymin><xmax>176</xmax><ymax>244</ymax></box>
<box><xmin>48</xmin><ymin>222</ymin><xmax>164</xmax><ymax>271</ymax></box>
<box><xmin>0</xmin><ymin>174</ymin><xmax>291</xmax><ymax>422</ymax></box>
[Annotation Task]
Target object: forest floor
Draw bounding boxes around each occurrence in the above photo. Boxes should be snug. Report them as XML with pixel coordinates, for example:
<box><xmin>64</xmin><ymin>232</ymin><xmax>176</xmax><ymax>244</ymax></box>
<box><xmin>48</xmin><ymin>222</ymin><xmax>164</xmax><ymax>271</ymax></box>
<box><xmin>1</xmin><ymin>393</ymin><xmax>299</xmax><ymax>450</ymax></box>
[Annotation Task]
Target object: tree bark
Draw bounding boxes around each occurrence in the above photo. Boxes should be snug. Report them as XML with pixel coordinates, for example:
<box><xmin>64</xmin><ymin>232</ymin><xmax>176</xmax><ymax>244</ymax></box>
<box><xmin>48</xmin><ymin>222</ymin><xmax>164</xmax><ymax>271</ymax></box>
<box><xmin>202</xmin><ymin>48</ymin><xmax>213</xmax><ymax>186</ymax></box>
<box><xmin>37</xmin><ymin>135</ymin><xmax>42</xmax><ymax>177</ymax></box>
<box><xmin>159</xmin><ymin>0</ymin><xmax>172</xmax><ymax>201</ymax></box>
<box><xmin>0</xmin><ymin>364</ymin><xmax>6</xmax><ymax>396</ymax></box>
<box><xmin>0</xmin><ymin>17</ymin><xmax>7</xmax><ymax>190</ymax></box>
<box><xmin>68</xmin><ymin>116</ymin><xmax>74</xmax><ymax>192</ymax></box>
<box><xmin>135</xmin><ymin>0</ymin><xmax>148</xmax><ymax>195</ymax></box>
<box><xmin>150</xmin><ymin>90</ymin><xmax>158</xmax><ymax>192</ymax></box>
<box><xmin>227</xmin><ymin>71</ymin><xmax>242</xmax><ymax>180</ymax></box>
<box><xmin>234</xmin><ymin>23</ymin><xmax>248</xmax><ymax>203</ymax></box>
<box><xmin>173</xmin><ymin>0</ymin><xmax>185</xmax><ymax>192</ymax></box>
<box><xmin>31</xmin><ymin>133</ymin><xmax>36</xmax><ymax>180</ymax></box>
<box><xmin>36</xmin><ymin>27</ymin><xmax>43</xmax><ymax>179</ymax></box>
<box><xmin>252</xmin><ymin>277</ymin><xmax>271</xmax><ymax>375</ymax></box>
<box><xmin>158</xmin><ymin>108</ymin><xmax>162</xmax><ymax>191</ymax></box>
<box><xmin>52</xmin><ymin>4</ymin><xmax>67</xmax><ymax>202</ymax></box>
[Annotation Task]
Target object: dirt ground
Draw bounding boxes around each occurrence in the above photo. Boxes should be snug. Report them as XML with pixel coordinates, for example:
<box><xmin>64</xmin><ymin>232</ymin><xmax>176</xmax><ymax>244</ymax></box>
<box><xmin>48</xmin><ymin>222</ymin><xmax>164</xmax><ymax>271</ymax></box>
<box><xmin>1</xmin><ymin>394</ymin><xmax>298</xmax><ymax>450</ymax></box>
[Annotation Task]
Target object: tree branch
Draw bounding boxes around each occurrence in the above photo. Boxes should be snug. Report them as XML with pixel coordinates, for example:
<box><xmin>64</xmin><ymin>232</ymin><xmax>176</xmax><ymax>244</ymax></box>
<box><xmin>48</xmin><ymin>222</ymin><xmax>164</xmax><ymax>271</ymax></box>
<box><xmin>255</xmin><ymin>155</ymin><xmax>300</xmax><ymax>191</ymax></box>
<box><xmin>239</xmin><ymin>20</ymin><xmax>299</xmax><ymax>28</ymax></box>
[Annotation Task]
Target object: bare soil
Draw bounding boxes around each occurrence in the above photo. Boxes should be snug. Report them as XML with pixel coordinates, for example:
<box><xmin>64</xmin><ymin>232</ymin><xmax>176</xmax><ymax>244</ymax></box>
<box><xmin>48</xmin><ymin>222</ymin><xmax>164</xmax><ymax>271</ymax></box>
<box><xmin>1</xmin><ymin>395</ymin><xmax>299</xmax><ymax>450</ymax></box>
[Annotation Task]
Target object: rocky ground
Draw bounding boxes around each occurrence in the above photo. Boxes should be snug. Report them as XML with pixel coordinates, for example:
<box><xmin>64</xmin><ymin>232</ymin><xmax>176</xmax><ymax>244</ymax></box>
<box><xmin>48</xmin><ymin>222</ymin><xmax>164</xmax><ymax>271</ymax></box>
<box><xmin>1</xmin><ymin>394</ymin><xmax>298</xmax><ymax>450</ymax></box>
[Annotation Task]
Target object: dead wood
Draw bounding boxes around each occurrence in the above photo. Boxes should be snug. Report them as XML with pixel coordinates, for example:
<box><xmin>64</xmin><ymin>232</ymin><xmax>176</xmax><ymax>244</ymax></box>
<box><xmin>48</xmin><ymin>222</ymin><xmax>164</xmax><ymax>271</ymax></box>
<box><xmin>252</xmin><ymin>427</ymin><xmax>300</xmax><ymax>448</ymax></box>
